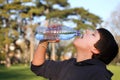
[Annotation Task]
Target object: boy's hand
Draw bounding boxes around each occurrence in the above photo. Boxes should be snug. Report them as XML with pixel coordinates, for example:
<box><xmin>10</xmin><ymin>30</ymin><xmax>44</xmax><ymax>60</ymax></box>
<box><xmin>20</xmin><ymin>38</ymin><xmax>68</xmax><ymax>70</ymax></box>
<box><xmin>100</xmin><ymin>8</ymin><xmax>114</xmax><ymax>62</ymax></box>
<box><xmin>40</xmin><ymin>39</ymin><xmax>60</xmax><ymax>43</ymax></box>
<box><xmin>48</xmin><ymin>39</ymin><xmax>60</xmax><ymax>43</ymax></box>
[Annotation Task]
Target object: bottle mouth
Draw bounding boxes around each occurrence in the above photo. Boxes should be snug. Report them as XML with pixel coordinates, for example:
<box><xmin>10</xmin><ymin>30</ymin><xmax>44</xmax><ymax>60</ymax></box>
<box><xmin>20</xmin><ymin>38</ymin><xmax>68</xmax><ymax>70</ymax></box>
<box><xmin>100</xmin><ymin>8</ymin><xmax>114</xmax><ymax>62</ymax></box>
<box><xmin>76</xmin><ymin>30</ymin><xmax>85</xmax><ymax>38</ymax></box>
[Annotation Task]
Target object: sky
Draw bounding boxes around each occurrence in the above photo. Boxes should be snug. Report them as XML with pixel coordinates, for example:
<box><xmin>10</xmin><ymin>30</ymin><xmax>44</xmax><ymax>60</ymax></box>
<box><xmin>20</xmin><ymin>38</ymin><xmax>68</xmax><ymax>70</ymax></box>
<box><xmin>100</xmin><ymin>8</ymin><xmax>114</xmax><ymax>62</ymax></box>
<box><xmin>68</xmin><ymin>0</ymin><xmax>120</xmax><ymax>21</ymax></box>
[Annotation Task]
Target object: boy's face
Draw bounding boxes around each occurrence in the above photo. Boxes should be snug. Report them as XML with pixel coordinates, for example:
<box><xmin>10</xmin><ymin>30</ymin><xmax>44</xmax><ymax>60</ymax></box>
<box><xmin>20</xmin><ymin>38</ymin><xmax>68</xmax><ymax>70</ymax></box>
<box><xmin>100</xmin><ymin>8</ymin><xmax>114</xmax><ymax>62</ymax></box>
<box><xmin>73</xmin><ymin>29</ymin><xmax>100</xmax><ymax>53</ymax></box>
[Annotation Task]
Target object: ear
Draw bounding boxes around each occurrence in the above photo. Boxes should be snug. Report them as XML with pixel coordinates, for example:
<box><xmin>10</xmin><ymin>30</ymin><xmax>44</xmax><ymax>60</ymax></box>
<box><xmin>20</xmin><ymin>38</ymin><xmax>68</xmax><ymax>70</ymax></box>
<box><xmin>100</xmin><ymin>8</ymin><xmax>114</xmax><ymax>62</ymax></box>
<box><xmin>91</xmin><ymin>47</ymin><xmax>100</xmax><ymax>54</ymax></box>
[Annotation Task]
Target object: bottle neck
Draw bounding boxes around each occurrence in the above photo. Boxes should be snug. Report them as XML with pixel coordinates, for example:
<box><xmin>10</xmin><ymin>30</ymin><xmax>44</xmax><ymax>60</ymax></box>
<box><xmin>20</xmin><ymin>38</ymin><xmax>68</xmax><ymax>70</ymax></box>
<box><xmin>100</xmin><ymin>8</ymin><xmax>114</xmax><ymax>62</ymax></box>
<box><xmin>76</xmin><ymin>30</ymin><xmax>81</xmax><ymax>36</ymax></box>
<box><xmin>75</xmin><ymin>30</ymin><xmax>84</xmax><ymax>38</ymax></box>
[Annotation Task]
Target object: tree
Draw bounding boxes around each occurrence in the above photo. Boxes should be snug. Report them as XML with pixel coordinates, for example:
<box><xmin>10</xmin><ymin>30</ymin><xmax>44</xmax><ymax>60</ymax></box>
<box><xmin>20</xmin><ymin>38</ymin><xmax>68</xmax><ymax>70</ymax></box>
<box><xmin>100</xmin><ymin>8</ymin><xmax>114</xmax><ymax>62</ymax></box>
<box><xmin>0</xmin><ymin>0</ymin><xmax>102</xmax><ymax>66</ymax></box>
<box><xmin>0</xmin><ymin>0</ymin><xmax>20</xmax><ymax>67</ymax></box>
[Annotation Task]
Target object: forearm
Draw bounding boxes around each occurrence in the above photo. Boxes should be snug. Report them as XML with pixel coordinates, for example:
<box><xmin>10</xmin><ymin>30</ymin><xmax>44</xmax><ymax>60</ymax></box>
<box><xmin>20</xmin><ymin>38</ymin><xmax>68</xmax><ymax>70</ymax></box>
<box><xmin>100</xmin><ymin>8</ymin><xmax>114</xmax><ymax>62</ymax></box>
<box><xmin>32</xmin><ymin>41</ymin><xmax>48</xmax><ymax>66</ymax></box>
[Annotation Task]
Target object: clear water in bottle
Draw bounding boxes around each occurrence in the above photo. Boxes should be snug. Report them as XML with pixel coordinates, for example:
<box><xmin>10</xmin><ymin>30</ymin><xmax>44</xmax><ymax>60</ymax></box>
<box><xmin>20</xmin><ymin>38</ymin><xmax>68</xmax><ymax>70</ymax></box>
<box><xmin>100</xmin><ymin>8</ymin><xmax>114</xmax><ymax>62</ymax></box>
<box><xmin>35</xmin><ymin>25</ymin><xmax>83</xmax><ymax>40</ymax></box>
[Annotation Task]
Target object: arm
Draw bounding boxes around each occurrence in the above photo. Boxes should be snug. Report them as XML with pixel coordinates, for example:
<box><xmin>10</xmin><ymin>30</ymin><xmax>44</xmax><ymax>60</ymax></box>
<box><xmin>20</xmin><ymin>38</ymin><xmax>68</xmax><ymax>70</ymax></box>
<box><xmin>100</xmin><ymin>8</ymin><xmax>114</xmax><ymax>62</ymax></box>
<box><xmin>31</xmin><ymin>40</ymin><xmax>67</xmax><ymax>79</ymax></box>
<box><xmin>32</xmin><ymin>40</ymin><xmax>48</xmax><ymax>66</ymax></box>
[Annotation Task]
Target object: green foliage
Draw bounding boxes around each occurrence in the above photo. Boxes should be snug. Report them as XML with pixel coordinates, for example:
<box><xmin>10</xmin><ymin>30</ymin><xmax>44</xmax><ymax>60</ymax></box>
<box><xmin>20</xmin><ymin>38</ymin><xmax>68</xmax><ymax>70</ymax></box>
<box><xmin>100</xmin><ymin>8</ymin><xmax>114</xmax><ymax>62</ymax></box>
<box><xmin>0</xmin><ymin>1</ymin><xmax>4</xmax><ymax>4</ymax></box>
<box><xmin>0</xmin><ymin>0</ymin><xmax>103</xmax><ymax>62</ymax></box>
<box><xmin>10</xmin><ymin>22</ymin><xmax>17</xmax><ymax>29</ymax></box>
<box><xmin>0</xmin><ymin>50</ymin><xmax>6</xmax><ymax>60</ymax></box>
<box><xmin>29</xmin><ymin>7</ymin><xmax>45</xmax><ymax>15</ymax></box>
<box><xmin>14</xmin><ymin>0</ymin><xmax>21</xmax><ymax>3</ymax></box>
<box><xmin>20</xmin><ymin>13</ymin><xmax>30</xmax><ymax>18</ymax></box>
<box><xmin>46</xmin><ymin>8</ymin><xmax>102</xmax><ymax>28</ymax></box>
<box><xmin>3</xmin><ymin>37</ymin><xmax>13</xmax><ymax>45</ymax></box>
<box><xmin>0</xmin><ymin>11</ymin><xmax>10</xmax><ymax>18</ymax></box>
<box><xmin>46</xmin><ymin>0</ymin><xmax>69</xmax><ymax>7</ymax></box>
<box><xmin>22</xmin><ymin>0</ymin><xmax>32</xmax><ymax>2</ymax></box>
<box><xmin>0</xmin><ymin>27</ymin><xmax>18</xmax><ymax>51</ymax></box>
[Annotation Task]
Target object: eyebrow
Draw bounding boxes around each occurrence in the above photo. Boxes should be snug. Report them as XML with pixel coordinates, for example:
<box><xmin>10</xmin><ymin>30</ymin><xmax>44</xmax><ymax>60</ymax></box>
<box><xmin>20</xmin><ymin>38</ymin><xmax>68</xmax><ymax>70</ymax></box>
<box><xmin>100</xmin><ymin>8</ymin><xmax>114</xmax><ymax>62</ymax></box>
<box><xmin>93</xmin><ymin>30</ymin><xmax>99</xmax><ymax>36</ymax></box>
<box><xmin>95</xmin><ymin>30</ymin><xmax>101</xmax><ymax>37</ymax></box>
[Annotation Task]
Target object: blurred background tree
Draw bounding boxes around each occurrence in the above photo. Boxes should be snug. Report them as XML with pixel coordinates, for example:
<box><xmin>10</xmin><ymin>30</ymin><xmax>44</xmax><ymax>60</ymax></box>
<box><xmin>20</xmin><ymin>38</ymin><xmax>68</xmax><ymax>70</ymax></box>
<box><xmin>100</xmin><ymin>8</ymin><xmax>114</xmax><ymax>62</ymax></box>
<box><xmin>103</xmin><ymin>4</ymin><xmax>120</xmax><ymax>65</ymax></box>
<box><xmin>0</xmin><ymin>0</ymin><xmax>103</xmax><ymax>67</ymax></box>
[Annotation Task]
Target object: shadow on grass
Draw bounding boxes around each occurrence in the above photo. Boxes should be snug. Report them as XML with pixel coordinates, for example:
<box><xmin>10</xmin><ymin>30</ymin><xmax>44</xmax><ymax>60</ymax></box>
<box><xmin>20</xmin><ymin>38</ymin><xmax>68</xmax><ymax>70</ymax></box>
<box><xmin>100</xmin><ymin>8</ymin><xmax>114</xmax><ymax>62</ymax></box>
<box><xmin>0</xmin><ymin>64</ymin><xmax>47</xmax><ymax>80</ymax></box>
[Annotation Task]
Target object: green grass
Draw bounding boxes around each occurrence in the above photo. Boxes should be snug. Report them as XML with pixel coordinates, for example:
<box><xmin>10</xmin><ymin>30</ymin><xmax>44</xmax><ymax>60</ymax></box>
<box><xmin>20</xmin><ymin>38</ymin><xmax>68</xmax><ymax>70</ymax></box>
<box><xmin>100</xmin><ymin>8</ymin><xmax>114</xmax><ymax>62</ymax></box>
<box><xmin>0</xmin><ymin>64</ymin><xmax>119</xmax><ymax>80</ymax></box>
<box><xmin>0</xmin><ymin>64</ymin><xmax>47</xmax><ymax>80</ymax></box>
<box><xmin>107</xmin><ymin>65</ymin><xmax>120</xmax><ymax>80</ymax></box>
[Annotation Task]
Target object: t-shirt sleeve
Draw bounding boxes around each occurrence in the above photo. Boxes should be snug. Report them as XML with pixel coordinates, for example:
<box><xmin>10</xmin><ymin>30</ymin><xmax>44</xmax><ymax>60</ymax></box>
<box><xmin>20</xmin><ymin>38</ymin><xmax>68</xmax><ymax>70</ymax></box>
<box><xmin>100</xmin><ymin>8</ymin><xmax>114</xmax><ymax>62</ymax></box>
<box><xmin>31</xmin><ymin>59</ymin><xmax>73</xmax><ymax>79</ymax></box>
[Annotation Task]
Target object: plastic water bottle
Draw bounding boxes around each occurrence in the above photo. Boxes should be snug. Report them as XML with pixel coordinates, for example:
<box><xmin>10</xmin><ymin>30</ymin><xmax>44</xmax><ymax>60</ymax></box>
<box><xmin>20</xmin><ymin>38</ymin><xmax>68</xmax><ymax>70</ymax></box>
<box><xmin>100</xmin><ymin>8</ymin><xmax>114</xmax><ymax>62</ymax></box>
<box><xmin>35</xmin><ymin>25</ymin><xmax>83</xmax><ymax>40</ymax></box>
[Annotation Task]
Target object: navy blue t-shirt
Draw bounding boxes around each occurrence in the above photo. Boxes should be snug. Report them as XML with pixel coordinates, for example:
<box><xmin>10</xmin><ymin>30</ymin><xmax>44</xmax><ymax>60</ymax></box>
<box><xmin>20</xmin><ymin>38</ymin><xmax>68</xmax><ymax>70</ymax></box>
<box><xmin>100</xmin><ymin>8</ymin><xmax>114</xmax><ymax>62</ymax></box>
<box><xmin>31</xmin><ymin>58</ymin><xmax>113</xmax><ymax>80</ymax></box>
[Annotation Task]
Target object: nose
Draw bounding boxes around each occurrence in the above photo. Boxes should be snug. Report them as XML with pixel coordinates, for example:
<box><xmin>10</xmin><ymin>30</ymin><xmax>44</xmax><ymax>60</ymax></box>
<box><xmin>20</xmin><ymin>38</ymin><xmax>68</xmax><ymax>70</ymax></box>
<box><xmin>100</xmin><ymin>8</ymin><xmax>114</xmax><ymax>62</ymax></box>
<box><xmin>86</xmin><ymin>29</ymin><xmax>91</xmax><ymax>34</ymax></box>
<box><xmin>85</xmin><ymin>29</ymin><xmax>94</xmax><ymax>34</ymax></box>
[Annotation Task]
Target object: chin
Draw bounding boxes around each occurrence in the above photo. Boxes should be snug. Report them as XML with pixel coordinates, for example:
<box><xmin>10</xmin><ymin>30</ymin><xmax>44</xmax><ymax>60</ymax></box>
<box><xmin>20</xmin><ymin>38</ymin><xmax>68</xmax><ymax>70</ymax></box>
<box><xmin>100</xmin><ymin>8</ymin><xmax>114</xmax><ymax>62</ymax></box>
<box><xmin>73</xmin><ymin>40</ymin><xmax>80</xmax><ymax>47</ymax></box>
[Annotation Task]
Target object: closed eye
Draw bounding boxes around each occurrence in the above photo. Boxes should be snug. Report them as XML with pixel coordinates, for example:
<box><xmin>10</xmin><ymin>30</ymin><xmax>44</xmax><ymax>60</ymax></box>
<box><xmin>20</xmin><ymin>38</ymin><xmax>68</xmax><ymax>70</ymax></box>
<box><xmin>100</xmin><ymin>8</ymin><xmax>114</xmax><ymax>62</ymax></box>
<box><xmin>92</xmin><ymin>33</ymin><xmax>95</xmax><ymax>36</ymax></box>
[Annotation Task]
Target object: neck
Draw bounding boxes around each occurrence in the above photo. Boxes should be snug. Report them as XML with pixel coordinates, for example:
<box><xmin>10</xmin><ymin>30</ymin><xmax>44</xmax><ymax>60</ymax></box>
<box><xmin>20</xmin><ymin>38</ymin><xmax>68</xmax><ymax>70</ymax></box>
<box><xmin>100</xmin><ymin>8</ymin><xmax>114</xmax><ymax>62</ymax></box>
<box><xmin>76</xmin><ymin>49</ymin><xmax>93</xmax><ymax>62</ymax></box>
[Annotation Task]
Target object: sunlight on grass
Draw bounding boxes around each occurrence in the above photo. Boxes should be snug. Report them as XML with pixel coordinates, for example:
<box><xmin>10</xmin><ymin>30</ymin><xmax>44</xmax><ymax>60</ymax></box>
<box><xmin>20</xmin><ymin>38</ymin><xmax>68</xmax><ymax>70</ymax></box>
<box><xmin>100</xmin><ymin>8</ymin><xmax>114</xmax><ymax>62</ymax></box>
<box><xmin>107</xmin><ymin>65</ymin><xmax>120</xmax><ymax>80</ymax></box>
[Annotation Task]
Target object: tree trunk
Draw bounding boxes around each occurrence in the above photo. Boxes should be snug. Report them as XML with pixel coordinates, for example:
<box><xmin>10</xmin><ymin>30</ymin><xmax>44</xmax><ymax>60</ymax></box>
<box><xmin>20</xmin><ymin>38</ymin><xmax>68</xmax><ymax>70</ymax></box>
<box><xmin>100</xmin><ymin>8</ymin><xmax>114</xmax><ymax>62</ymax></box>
<box><xmin>6</xmin><ymin>55</ymin><xmax>11</xmax><ymax>67</ymax></box>
<box><xmin>51</xmin><ymin>43</ymin><xmax>56</xmax><ymax>60</ymax></box>
<box><xmin>5</xmin><ymin>44</ymin><xmax>11</xmax><ymax>67</ymax></box>
<box><xmin>45</xmin><ymin>19</ymin><xmax>56</xmax><ymax>60</ymax></box>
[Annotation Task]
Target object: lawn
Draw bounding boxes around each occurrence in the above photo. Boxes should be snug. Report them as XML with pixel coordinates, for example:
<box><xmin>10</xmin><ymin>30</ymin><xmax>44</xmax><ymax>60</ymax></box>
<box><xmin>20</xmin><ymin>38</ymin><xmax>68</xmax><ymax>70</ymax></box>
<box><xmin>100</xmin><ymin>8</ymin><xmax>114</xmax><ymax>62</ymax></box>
<box><xmin>0</xmin><ymin>64</ymin><xmax>120</xmax><ymax>80</ymax></box>
<box><xmin>107</xmin><ymin>65</ymin><xmax>120</xmax><ymax>80</ymax></box>
<box><xmin>0</xmin><ymin>64</ymin><xmax>47</xmax><ymax>80</ymax></box>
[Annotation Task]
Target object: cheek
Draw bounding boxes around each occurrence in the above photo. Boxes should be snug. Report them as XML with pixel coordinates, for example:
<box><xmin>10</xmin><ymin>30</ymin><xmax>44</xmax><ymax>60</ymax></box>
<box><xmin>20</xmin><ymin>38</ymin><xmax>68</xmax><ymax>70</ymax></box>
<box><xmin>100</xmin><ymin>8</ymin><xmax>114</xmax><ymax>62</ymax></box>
<box><xmin>88</xmin><ymin>38</ymin><xmax>98</xmax><ymax>47</ymax></box>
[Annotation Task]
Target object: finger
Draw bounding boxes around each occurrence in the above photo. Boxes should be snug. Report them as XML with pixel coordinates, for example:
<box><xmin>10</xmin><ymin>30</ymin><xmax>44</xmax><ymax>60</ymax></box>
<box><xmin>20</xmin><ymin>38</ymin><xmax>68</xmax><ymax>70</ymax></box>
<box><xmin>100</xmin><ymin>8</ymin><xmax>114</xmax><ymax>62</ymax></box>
<box><xmin>48</xmin><ymin>39</ymin><xmax>60</xmax><ymax>43</ymax></box>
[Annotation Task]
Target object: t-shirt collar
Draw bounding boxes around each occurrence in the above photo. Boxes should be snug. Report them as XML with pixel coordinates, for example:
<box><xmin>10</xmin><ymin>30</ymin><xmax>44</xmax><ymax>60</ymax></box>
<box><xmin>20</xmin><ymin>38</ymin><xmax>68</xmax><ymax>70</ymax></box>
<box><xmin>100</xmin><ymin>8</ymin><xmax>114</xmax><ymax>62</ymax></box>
<box><xmin>74</xmin><ymin>58</ymin><xmax>105</xmax><ymax>66</ymax></box>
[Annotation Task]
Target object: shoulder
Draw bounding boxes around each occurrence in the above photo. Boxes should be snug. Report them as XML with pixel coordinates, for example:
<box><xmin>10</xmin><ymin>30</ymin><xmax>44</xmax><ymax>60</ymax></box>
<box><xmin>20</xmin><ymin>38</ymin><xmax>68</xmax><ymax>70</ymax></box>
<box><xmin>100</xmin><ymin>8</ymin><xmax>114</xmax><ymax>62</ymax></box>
<box><xmin>89</xmin><ymin>65</ymin><xmax>113</xmax><ymax>79</ymax></box>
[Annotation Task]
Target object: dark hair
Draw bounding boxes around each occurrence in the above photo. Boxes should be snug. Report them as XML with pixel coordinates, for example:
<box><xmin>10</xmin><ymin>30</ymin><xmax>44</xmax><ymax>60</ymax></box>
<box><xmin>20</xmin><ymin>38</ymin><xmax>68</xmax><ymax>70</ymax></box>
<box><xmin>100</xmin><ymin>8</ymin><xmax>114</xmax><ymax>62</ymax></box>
<box><xmin>93</xmin><ymin>28</ymin><xmax>119</xmax><ymax>64</ymax></box>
